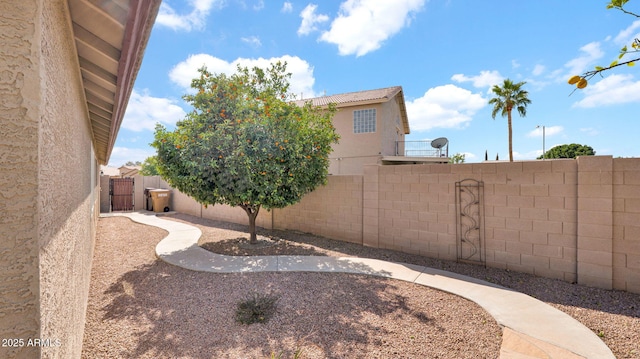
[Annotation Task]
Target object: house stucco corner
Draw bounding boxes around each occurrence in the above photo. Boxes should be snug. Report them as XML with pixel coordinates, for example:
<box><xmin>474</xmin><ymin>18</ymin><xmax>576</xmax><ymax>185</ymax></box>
<box><xmin>0</xmin><ymin>0</ymin><xmax>159</xmax><ymax>358</ymax></box>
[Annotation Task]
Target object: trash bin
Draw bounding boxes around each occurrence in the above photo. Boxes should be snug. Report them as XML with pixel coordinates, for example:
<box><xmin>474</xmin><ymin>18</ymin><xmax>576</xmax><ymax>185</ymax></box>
<box><xmin>144</xmin><ymin>188</ymin><xmax>155</xmax><ymax>211</ymax></box>
<box><xmin>149</xmin><ymin>189</ymin><xmax>171</xmax><ymax>213</ymax></box>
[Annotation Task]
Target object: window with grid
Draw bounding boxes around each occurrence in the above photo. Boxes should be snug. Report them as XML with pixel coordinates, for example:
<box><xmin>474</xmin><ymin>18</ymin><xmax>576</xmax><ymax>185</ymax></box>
<box><xmin>353</xmin><ymin>109</ymin><xmax>376</xmax><ymax>133</ymax></box>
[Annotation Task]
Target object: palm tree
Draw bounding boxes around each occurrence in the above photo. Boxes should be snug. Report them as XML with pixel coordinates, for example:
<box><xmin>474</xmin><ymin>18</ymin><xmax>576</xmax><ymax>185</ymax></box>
<box><xmin>488</xmin><ymin>79</ymin><xmax>531</xmax><ymax>162</ymax></box>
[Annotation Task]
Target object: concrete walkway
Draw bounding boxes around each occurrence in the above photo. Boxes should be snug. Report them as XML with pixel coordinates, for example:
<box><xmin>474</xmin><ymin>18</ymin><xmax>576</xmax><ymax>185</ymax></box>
<box><xmin>105</xmin><ymin>211</ymin><xmax>615</xmax><ymax>359</ymax></box>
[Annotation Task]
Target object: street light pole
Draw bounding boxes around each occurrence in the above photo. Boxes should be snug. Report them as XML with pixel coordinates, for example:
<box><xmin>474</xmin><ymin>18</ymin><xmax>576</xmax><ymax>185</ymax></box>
<box><xmin>536</xmin><ymin>125</ymin><xmax>546</xmax><ymax>159</ymax></box>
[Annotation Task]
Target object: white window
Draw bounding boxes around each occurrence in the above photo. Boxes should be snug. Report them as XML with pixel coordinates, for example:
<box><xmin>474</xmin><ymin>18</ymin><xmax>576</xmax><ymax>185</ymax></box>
<box><xmin>353</xmin><ymin>109</ymin><xmax>376</xmax><ymax>133</ymax></box>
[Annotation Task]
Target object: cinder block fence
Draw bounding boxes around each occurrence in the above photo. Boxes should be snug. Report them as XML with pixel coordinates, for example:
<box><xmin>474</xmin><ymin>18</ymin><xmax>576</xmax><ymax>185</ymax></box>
<box><xmin>126</xmin><ymin>156</ymin><xmax>639</xmax><ymax>294</ymax></box>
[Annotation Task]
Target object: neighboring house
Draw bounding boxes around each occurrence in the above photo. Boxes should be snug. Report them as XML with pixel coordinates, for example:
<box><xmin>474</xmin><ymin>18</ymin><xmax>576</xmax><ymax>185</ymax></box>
<box><xmin>118</xmin><ymin>165</ymin><xmax>141</xmax><ymax>177</ymax></box>
<box><xmin>0</xmin><ymin>1</ymin><xmax>160</xmax><ymax>358</ymax></box>
<box><xmin>297</xmin><ymin>86</ymin><xmax>448</xmax><ymax>175</ymax></box>
<box><xmin>100</xmin><ymin>165</ymin><xmax>121</xmax><ymax>177</ymax></box>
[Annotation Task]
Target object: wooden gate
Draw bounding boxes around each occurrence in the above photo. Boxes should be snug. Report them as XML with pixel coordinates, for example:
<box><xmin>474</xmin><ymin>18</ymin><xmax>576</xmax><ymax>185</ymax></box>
<box><xmin>110</xmin><ymin>178</ymin><xmax>134</xmax><ymax>211</ymax></box>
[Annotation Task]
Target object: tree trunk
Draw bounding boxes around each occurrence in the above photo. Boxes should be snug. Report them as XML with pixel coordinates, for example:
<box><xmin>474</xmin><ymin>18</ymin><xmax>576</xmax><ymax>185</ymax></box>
<box><xmin>507</xmin><ymin>110</ymin><xmax>514</xmax><ymax>162</ymax></box>
<box><xmin>241</xmin><ymin>204</ymin><xmax>260</xmax><ymax>244</ymax></box>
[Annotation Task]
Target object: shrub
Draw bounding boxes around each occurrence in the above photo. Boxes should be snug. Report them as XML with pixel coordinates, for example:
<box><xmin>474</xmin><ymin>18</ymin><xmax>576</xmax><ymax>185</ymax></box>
<box><xmin>235</xmin><ymin>291</ymin><xmax>279</xmax><ymax>325</ymax></box>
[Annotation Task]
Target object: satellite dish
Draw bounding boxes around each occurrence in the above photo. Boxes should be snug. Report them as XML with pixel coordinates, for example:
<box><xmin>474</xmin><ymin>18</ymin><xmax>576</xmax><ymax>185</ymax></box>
<box><xmin>431</xmin><ymin>137</ymin><xmax>448</xmax><ymax>149</ymax></box>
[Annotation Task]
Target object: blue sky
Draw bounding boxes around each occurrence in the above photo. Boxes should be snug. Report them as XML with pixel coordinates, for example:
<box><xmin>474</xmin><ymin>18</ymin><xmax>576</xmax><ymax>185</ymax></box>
<box><xmin>109</xmin><ymin>0</ymin><xmax>640</xmax><ymax>166</ymax></box>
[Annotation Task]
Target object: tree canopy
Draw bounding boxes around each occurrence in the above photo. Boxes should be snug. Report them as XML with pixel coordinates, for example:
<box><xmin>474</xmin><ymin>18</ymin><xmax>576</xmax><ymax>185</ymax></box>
<box><xmin>537</xmin><ymin>144</ymin><xmax>596</xmax><ymax>159</ymax></box>
<box><xmin>488</xmin><ymin>79</ymin><xmax>531</xmax><ymax>162</ymax></box>
<box><xmin>569</xmin><ymin>0</ymin><xmax>638</xmax><ymax>90</ymax></box>
<box><xmin>449</xmin><ymin>153</ymin><xmax>465</xmax><ymax>164</ymax></box>
<box><xmin>139</xmin><ymin>156</ymin><xmax>160</xmax><ymax>176</ymax></box>
<box><xmin>152</xmin><ymin>62</ymin><xmax>338</xmax><ymax>243</ymax></box>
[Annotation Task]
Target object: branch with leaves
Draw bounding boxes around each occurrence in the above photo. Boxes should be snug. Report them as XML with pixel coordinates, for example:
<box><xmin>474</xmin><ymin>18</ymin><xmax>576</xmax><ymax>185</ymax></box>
<box><xmin>569</xmin><ymin>0</ymin><xmax>638</xmax><ymax>90</ymax></box>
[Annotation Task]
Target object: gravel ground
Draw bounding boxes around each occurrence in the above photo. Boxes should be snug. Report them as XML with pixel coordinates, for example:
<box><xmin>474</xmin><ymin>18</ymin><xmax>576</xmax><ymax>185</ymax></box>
<box><xmin>82</xmin><ymin>215</ymin><xmax>501</xmax><ymax>358</ymax></box>
<box><xmin>181</xmin><ymin>213</ymin><xmax>640</xmax><ymax>359</ymax></box>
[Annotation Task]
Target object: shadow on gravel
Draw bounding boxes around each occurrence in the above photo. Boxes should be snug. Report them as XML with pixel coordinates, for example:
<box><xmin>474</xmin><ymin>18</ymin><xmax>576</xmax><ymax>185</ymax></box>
<box><xmin>99</xmin><ymin>260</ymin><xmax>437</xmax><ymax>358</ymax></box>
<box><xmin>169</xmin><ymin>213</ymin><xmax>639</xmax><ymax>321</ymax></box>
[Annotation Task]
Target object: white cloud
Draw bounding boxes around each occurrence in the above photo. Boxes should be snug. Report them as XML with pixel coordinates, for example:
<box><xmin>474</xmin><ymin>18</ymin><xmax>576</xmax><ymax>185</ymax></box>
<box><xmin>526</xmin><ymin>125</ymin><xmax>564</xmax><ymax>138</ymax></box>
<box><xmin>121</xmin><ymin>90</ymin><xmax>186</xmax><ymax>132</ymax></box>
<box><xmin>451</xmin><ymin>70</ymin><xmax>503</xmax><ymax>89</ymax></box>
<box><xmin>513</xmin><ymin>150</ymin><xmax>541</xmax><ymax>161</ymax></box>
<box><xmin>241</xmin><ymin>36</ymin><xmax>262</xmax><ymax>47</ymax></box>
<box><xmin>108</xmin><ymin>146</ymin><xmax>156</xmax><ymax>167</ymax></box>
<box><xmin>580</xmin><ymin>127</ymin><xmax>599</xmax><ymax>136</ymax></box>
<box><xmin>563</xmin><ymin>42</ymin><xmax>604</xmax><ymax>77</ymax></box>
<box><xmin>319</xmin><ymin>0</ymin><xmax>425</xmax><ymax>56</ymax></box>
<box><xmin>512</xmin><ymin>60</ymin><xmax>521</xmax><ymax>69</ymax></box>
<box><xmin>462</xmin><ymin>152</ymin><xmax>477</xmax><ymax>160</ymax></box>
<box><xmin>406</xmin><ymin>84</ymin><xmax>487</xmax><ymax>131</ymax></box>
<box><xmin>156</xmin><ymin>0</ymin><xmax>222</xmax><ymax>31</ymax></box>
<box><xmin>298</xmin><ymin>4</ymin><xmax>329</xmax><ymax>36</ymax></box>
<box><xmin>169</xmin><ymin>54</ymin><xmax>319</xmax><ymax>98</ymax></box>
<box><xmin>281</xmin><ymin>2</ymin><xmax>293</xmax><ymax>13</ymax></box>
<box><xmin>573</xmin><ymin>74</ymin><xmax>640</xmax><ymax>108</ymax></box>
<box><xmin>532</xmin><ymin>64</ymin><xmax>545</xmax><ymax>76</ymax></box>
<box><xmin>614</xmin><ymin>19</ymin><xmax>640</xmax><ymax>46</ymax></box>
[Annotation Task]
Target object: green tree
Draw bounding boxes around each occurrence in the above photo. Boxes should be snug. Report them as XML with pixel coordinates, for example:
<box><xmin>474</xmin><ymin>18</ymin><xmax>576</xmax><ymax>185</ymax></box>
<box><xmin>140</xmin><ymin>156</ymin><xmax>160</xmax><ymax>176</ymax></box>
<box><xmin>124</xmin><ymin>160</ymin><xmax>142</xmax><ymax>166</ymax></box>
<box><xmin>449</xmin><ymin>153</ymin><xmax>465</xmax><ymax>164</ymax></box>
<box><xmin>153</xmin><ymin>62</ymin><xmax>339</xmax><ymax>244</ymax></box>
<box><xmin>537</xmin><ymin>144</ymin><xmax>596</xmax><ymax>159</ymax></box>
<box><xmin>488</xmin><ymin>79</ymin><xmax>531</xmax><ymax>162</ymax></box>
<box><xmin>569</xmin><ymin>0</ymin><xmax>638</xmax><ymax>89</ymax></box>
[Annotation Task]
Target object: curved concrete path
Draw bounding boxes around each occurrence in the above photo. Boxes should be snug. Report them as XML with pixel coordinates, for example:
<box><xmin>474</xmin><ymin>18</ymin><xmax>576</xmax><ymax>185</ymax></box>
<box><xmin>105</xmin><ymin>211</ymin><xmax>615</xmax><ymax>359</ymax></box>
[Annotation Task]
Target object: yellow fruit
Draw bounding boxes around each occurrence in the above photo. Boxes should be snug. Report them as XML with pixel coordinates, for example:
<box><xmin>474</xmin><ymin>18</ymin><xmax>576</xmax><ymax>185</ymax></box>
<box><xmin>577</xmin><ymin>78</ymin><xmax>588</xmax><ymax>89</ymax></box>
<box><xmin>567</xmin><ymin>75</ymin><xmax>581</xmax><ymax>85</ymax></box>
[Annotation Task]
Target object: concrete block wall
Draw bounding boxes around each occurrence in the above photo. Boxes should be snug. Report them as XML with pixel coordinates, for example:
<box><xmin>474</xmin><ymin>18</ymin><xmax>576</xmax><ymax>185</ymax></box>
<box><xmin>276</xmin><ymin>176</ymin><xmax>364</xmax><ymax>244</ymax></box>
<box><xmin>366</xmin><ymin>160</ymin><xmax>580</xmax><ymax>283</ymax></box>
<box><xmin>165</xmin><ymin>178</ymin><xmax>273</xmax><ymax>230</ymax></box>
<box><xmin>133</xmin><ymin>175</ymin><xmax>171</xmax><ymax>212</ymax></box>
<box><xmin>613</xmin><ymin>159</ymin><xmax>640</xmax><ymax>293</ymax></box>
<box><xmin>577</xmin><ymin>156</ymin><xmax>613</xmax><ymax>289</ymax></box>
<box><xmin>200</xmin><ymin>204</ymin><xmax>273</xmax><ymax>230</ymax></box>
<box><xmin>141</xmin><ymin>155</ymin><xmax>640</xmax><ymax>294</ymax></box>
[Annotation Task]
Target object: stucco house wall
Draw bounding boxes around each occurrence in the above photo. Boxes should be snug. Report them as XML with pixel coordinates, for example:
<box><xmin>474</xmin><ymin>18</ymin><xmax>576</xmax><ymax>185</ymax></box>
<box><xmin>379</xmin><ymin>96</ymin><xmax>406</xmax><ymax>157</ymax></box>
<box><xmin>301</xmin><ymin>87</ymin><xmax>410</xmax><ymax>175</ymax></box>
<box><xmin>1</xmin><ymin>1</ymin><xmax>42</xmax><ymax>357</ymax></box>
<box><xmin>329</xmin><ymin>103</ymin><xmax>384</xmax><ymax>175</ymax></box>
<box><xmin>38</xmin><ymin>1</ymin><xmax>100</xmax><ymax>357</ymax></box>
<box><xmin>0</xmin><ymin>0</ymin><xmax>159</xmax><ymax>358</ymax></box>
<box><xmin>0</xmin><ymin>1</ymin><xmax>100</xmax><ymax>358</ymax></box>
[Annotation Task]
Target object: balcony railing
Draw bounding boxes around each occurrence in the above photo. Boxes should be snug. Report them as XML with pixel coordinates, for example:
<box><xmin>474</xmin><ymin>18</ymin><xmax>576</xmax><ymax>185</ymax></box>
<box><xmin>395</xmin><ymin>140</ymin><xmax>449</xmax><ymax>158</ymax></box>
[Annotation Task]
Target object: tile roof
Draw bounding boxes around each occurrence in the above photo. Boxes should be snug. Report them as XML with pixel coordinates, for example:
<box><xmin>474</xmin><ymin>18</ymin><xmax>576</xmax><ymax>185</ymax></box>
<box><xmin>294</xmin><ymin>86</ymin><xmax>410</xmax><ymax>134</ymax></box>
<box><xmin>295</xmin><ymin>86</ymin><xmax>403</xmax><ymax>107</ymax></box>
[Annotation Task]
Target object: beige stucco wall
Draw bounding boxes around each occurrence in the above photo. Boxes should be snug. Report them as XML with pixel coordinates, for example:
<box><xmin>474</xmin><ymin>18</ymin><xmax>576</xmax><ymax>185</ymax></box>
<box><xmin>379</xmin><ymin>97</ymin><xmax>405</xmax><ymax>157</ymax></box>
<box><xmin>99</xmin><ymin>176</ymin><xmax>111</xmax><ymax>213</ymax></box>
<box><xmin>329</xmin><ymin>101</ymin><xmax>403</xmax><ymax>175</ymax></box>
<box><xmin>1</xmin><ymin>1</ymin><xmax>100</xmax><ymax>358</ymax></box>
<box><xmin>0</xmin><ymin>0</ymin><xmax>41</xmax><ymax>357</ymax></box>
<box><xmin>328</xmin><ymin>104</ymin><xmax>379</xmax><ymax>175</ymax></box>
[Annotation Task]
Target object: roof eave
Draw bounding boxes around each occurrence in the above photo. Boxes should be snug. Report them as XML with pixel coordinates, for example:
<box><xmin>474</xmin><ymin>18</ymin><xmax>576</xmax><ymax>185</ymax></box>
<box><xmin>105</xmin><ymin>0</ymin><xmax>160</xmax><ymax>165</ymax></box>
